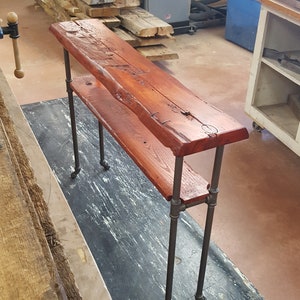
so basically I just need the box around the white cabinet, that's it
[245,0,300,156]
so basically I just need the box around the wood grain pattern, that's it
[135,44,179,61]
[50,19,249,156]
[71,76,209,203]
[73,0,120,17]
[0,122,59,300]
[119,7,174,37]
[114,0,140,7]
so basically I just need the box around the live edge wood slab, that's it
[49,19,248,158]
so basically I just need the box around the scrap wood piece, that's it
[100,16,121,28]
[112,27,178,60]
[73,12,91,19]
[59,0,81,14]
[35,0,71,21]
[119,7,174,37]
[136,44,179,61]
[72,0,120,17]
[114,0,140,8]
[112,27,139,46]
[80,0,114,5]
[133,34,175,47]
[113,26,175,47]
[35,0,90,21]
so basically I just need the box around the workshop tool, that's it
[0,12,24,78]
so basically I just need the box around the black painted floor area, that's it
[22,98,263,300]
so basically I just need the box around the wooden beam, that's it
[119,7,174,37]
[0,122,60,299]
[114,0,140,8]
[50,19,249,156]
[73,0,120,17]
[136,44,179,61]
[80,0,114,5]
[113,26,175,47]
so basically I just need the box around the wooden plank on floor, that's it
[119,7,174,37]
[136,44,179,61]
[0,122,59,299]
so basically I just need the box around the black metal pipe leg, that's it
[165,157,184,300]
[64,48,81,178]
[195,204,215,300]
[166,200,180,300]
[195,146,224,300]
[98,122,110,171]
[68,96,81,179]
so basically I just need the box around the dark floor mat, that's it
[22,97,263,300]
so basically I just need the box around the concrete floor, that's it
[1,1,300,300]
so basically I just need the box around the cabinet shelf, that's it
[258,103,299,138]
[261,57,300,85]
[245,1,300,156]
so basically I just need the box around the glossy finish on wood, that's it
[71,75,209,203]
[50,18,249,299]
[50,19,249,156]
[2,2,299,297]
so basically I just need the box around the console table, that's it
[50,19,248,299]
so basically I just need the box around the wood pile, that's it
[35,0,179,61]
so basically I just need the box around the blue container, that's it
[225,0,261,52]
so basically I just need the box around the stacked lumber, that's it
[35,0,178,61]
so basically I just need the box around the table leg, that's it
[166,156,184,300]
[195,146,224,300]
[98,121,110,170]
[64,49,81,178]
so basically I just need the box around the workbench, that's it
[50,19,248,299]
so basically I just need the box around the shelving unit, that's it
[245,0,300,155]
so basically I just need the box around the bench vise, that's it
[0,12,24,78]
